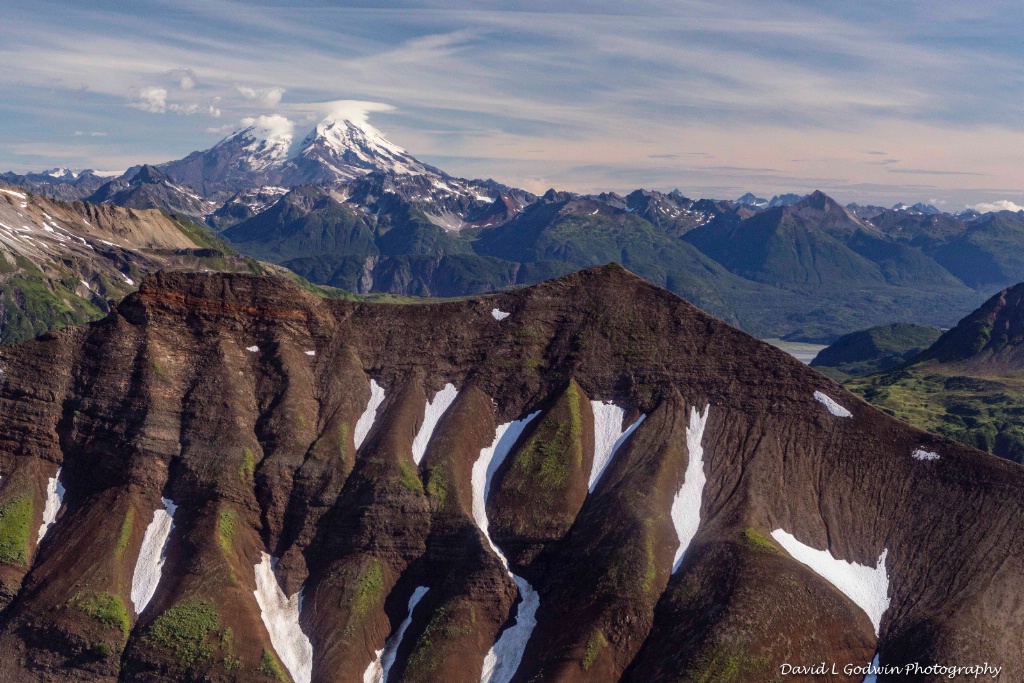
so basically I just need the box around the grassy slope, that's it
[846,364,1024,463]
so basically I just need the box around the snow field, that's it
[411,383,458,464]
[671,405,710,571]
[362,586,430,683]
[770,529,890,635]
[37,468,65,545]
[130,498,177,614]
[254,552,313,683]
[588,401,646,492]
[471,411,542,683]
[814,391,852,418]
[354,379,387,450]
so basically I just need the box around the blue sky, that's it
[1,0,1022,207]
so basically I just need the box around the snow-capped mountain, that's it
[290,117,437,183]
[159,115,443,198]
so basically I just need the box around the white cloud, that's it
[239,114,294,141]
[969,200,1024,213]
[131,86,167,113]
[236,85,285,107]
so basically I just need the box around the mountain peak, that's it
[916,282,1024,369]
[158,112,439,195]
[800,189,835,210]
[295,115,432,179]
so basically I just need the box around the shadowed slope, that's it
[0,265,1018,682]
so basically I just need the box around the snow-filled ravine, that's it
[588,401,646,492]
[472,411,541,683]
[363,586,430,683]
[37,467,65,545]
[412,383,458,464]
[672,406,710,571]
[814,391,852,418]
[254,552,313,683]
[355,379,387,450]
[131,498,177,614]
[770,530,890,635]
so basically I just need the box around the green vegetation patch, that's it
[682,646,775,683]
[743,528,779,554]
[258,648,287,680]
[641,531,657,593]
[425,467,451,511]
[115,508,135,560]
[239,448,256,483]
[0,495,33,564]
[145,599,221,668]
[70,591,131,639]
[405,602,474,675]
[398,458,424,494]
[581,629,608,671]
[169,215,236,255]
[352,559,384,620]
[217,509,238,554]
[0,271,103,345]
[508,382,584,500]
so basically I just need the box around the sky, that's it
[1,0,1022,208]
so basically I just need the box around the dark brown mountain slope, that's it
[0,265,1019,682]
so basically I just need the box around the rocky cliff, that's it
[0,265,1019,682]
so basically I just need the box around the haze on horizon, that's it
[2,0,1021,209]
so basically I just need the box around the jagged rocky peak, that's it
[540,187,575,203]
[735,192,768,208]
[0,264,1020,681]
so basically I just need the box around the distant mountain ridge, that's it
[5,121,1024,341]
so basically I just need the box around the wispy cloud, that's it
[0,0,1021,206]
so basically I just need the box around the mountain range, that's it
[5,116,1024,343]
[0,265,1019,682]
